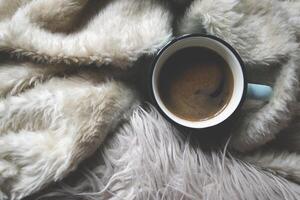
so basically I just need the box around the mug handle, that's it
[247,83,272,101]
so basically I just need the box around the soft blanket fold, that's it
[0,0,299,199]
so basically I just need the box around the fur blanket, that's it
[0,0,299,199]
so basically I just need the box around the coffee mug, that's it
[150,34,272,129]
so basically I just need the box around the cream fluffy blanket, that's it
[0,0,300,199]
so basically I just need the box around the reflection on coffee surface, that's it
[158,47,234,121]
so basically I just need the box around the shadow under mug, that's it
[150,34,272,129]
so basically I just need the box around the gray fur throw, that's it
[0,0,299,199]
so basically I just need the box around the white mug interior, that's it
[152,36,245,129]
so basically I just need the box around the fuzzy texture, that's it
[0,62,71,97]
[243,150,300,184]
[0,0,300,199]
[33,106,300,200]
[0,0,172,68]
[0,64,138,200]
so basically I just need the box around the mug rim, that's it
[149,34,248,129]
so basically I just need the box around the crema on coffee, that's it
[158,47,234,121]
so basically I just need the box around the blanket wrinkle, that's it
[0,70,138,200]
[0,0,172,68]
[0,0,299,199]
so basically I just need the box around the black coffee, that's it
[158,47,234,121]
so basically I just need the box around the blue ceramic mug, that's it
[150,34,272,129]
